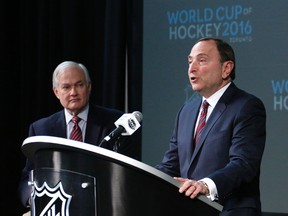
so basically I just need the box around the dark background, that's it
[1,1,142,215]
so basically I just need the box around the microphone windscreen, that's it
[132,111,143,123]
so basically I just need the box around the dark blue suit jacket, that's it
[19,104,135,207]
[156,82,266,215]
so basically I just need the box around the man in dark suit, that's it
[155,38,266,216]
[18,61,136,209]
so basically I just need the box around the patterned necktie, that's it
[194,100,209,146]
[70,116,83,142]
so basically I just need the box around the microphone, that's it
[99,111,143,146]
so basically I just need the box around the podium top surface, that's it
[22,135,223,212]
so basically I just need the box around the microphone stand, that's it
[98,136,120,153]
[112,137,121,152]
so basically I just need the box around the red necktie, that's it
[194,100,209,146]
[70,116,83,142]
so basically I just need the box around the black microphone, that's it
[99,111,143,146]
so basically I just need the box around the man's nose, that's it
[70,86,78,94]
[189,62,197,73]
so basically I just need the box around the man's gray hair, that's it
[52,61,91,88]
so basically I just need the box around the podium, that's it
[22,136,223,216]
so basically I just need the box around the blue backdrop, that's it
[142,0,288,214]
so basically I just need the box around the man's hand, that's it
[174,177,209,199]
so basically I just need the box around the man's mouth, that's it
[191,77,197,82]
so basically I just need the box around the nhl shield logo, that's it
[31,181,72,216]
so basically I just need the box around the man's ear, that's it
[222,61,234,79]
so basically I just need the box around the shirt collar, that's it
[65,104,89,125]
[203,82,231,109]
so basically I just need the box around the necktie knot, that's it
[72,116,81,124]
[202,100,209,111]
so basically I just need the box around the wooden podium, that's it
[22,136,223,216]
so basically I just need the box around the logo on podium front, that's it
[31,181,72,216]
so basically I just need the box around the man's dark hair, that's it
[196,37,236,80]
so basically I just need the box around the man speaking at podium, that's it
[155,38,266,216]
[18,61,137,210]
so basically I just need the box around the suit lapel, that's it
[190,102,229,166]
[186,99,202,159]
[55,111,67,138]
[85,106,101,145]
[194,103,226,155]
[189,83,237,164]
